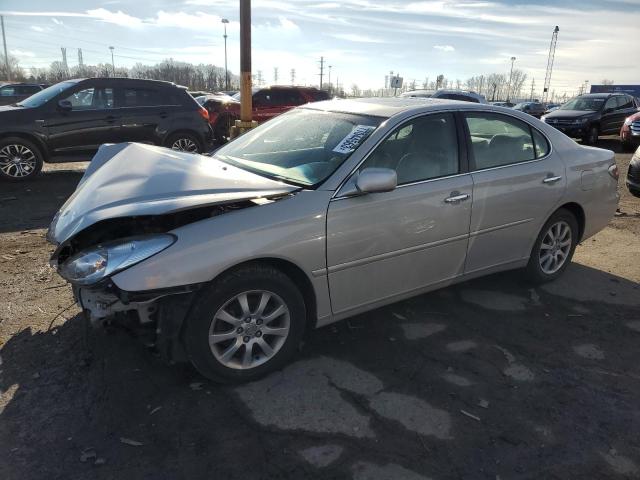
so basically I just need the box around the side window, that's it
[65,87,114,110]
[604,97,617,111]
[18,86,41,95]
[532,128,550,158]
[253,91,270,107]
[360,113,459,185]
[617,95,633,110]
[465,113,535,170]
[0,86,15,96]
[122,88,160,107]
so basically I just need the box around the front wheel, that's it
[183,265,306,383]
[165,132,203,153]
[525,209,579,284]
[583,125,599,145]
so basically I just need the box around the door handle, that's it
[444,193,470,204]
[543,175,562,184]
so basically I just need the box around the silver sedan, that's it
[48,98,619,382]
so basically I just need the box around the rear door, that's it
[44,82,118,157]
[463,111,565,274]
[613,95,638,131]
[116,86,167,144]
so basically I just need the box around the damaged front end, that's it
[51,202,260,361]
[47,143,298,361]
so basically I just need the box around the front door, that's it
[326,112,472,315]
[45,84,118,157]
[462,111,566,273]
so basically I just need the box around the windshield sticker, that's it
[332,125,376,154]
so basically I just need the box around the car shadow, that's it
[1,263,638,479]
[0,170,84,234]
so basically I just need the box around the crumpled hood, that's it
[48,143,297,244]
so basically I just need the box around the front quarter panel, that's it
[111,190,332,321]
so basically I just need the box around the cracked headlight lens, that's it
[58,234,175,286]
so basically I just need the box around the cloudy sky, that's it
[1,0,639,94]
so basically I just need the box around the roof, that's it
[70,77,182,88]
[302,97,469,118]
[579,93,619,98]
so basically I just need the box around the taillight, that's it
[199,107,209,121]
[608,164,619,180]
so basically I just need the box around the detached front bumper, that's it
[73,282,201,361]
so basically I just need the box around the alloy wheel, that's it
[171,137,199,153]
[539,220,572,275]
[0,144,37,178]
[208,290,291,370]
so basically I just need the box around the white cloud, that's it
[51,18,64,25]
[434,45,455,52]
[86,8,143,27]
[10,49,35,58]
[330,33,385,43]
[30,26,45,32]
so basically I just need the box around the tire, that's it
[582,125,599,145]
[621,140,637,153]
[629,187,640,199]
[0,137,44,182]
[183,264,306,383]
[165,132,203,153]
[525,208,579,284]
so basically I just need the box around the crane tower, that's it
[542,26,559,103]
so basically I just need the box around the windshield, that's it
[560,97,605,111]
[17,81,77,108]
[214,108,382,186]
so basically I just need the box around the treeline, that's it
[0,56,239,91]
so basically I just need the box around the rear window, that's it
[122,88,161,107]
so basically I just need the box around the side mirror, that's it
[57,99,72,112]
[341,168,397,197]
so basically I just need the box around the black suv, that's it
[0,83,44,106]
[0,78,213,181]
[542,93,639,145]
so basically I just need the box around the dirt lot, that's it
[1,138,639,480]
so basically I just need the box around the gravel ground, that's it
[1,138,639,480]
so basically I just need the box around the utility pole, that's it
[290,68,295,86]
[542,26,559,103]
[506,56,516,102]
[328,65,332,95]
[256,69,262,86]
[318,56,324,90]
[529,78,535,101]
[221,18,229,90]
[231,0,257,138]
[273,67,278,84]
[61,47,68,77]
[77,48,83,67]
[109,46,115,76]
[1,16,10,81]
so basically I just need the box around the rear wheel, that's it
[526,209,579,284]
[183,264,306,383]
[0,137,43,182]
[165,132,203,153]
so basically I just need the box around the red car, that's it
[198,86,330,142]
[621,110,640,152]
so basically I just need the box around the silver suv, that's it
[401,89,487,103]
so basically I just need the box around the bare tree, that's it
[601,79,614,86]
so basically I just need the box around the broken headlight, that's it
[58,234,175,286]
